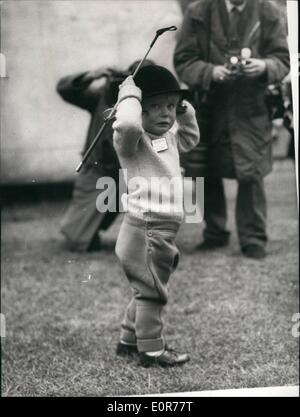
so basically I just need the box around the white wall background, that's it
[1,0,182,184]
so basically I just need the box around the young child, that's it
[113,65,200,367]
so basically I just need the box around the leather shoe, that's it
[87,234,102,252]
[139,348,190,368]
[242,244,266,259]
[195,239,228,251]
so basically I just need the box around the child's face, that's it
[142,93,180,136]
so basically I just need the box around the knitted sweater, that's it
[113,82,200,221]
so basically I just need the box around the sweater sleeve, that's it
[260,2,290,84]
[112,83,143,157]
[175,100,200,153]
[173,4,214,91]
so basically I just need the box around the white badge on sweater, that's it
[151,137,168,152]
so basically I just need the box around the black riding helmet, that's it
[134,65,185,99]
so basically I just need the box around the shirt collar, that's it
[225,0,247,13]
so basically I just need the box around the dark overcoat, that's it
[174,0,290,182]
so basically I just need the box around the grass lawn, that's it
[1,161,299,396]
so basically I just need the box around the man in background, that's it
[174,0,290,259]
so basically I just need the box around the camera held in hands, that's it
[225,47,252,76]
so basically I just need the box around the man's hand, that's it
[212,65,233,83]
[242,58,267,78]
[83,67,125,83]
[80,67,107,83]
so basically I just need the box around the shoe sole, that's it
[139,357,190,368]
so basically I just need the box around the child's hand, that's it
[120,75,135,89]
[176,100,187,115]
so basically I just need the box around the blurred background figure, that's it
[282,74,294,160]
[57,60,154,252]
[268,73,295,162]
[174,0,290,259]
[57,67,121,251]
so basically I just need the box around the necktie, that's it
[228,7,240,45]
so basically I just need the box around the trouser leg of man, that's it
[203,176,231,244]
[236,178,268,249]
[61,166,119,251]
